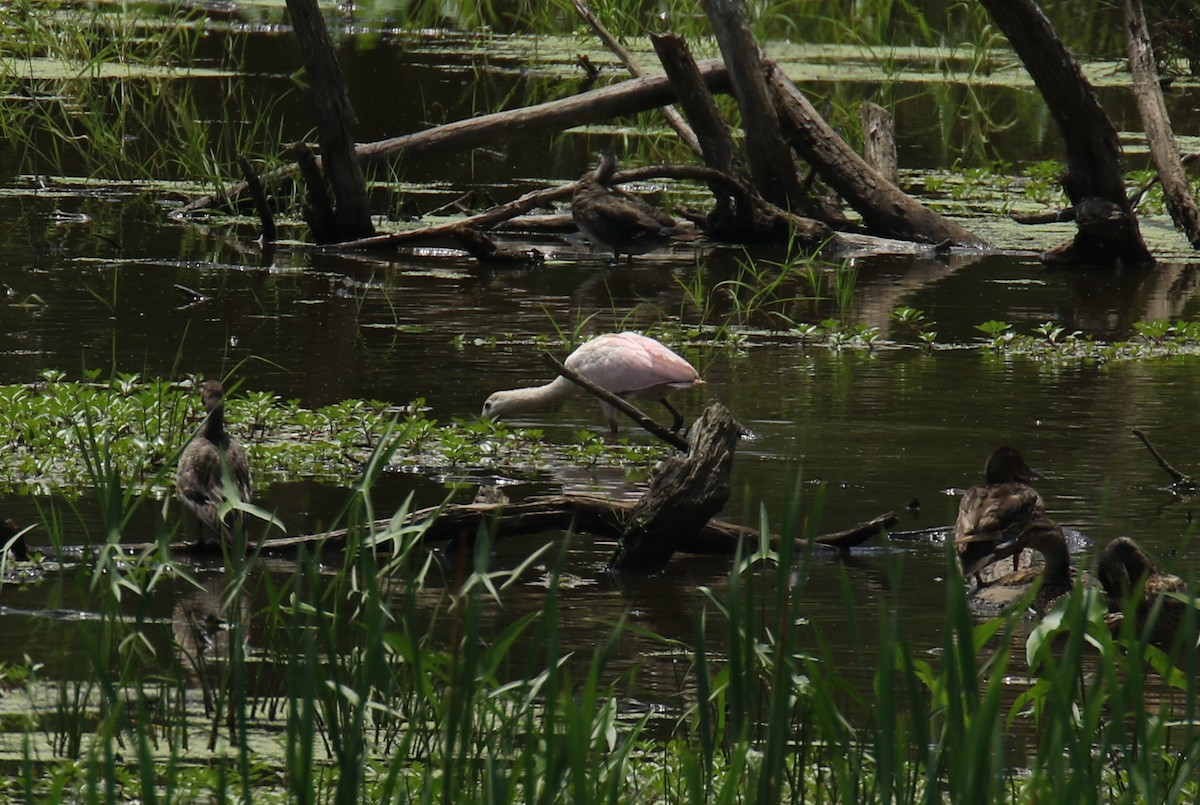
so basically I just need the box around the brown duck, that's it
[175,380,253,546]
[1098,536,1193,646]
[571,148,683,260]
[955,447,1044,585]
[959,517,1072,617]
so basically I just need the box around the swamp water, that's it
[0,0,1199,773]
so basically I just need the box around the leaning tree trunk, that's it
[980,0,1152,266]
[285,0,375,243]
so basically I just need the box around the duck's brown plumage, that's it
[955,447,1044,584]
[175,380,252,546]
[964,517,1072,617]
[1098,536,1192,646]
[571,148,682,260]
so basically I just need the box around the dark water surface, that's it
[2,4,1200,742]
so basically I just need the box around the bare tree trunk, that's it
[651,33,836,244]
[700,0,809,212]
[284,0,374,242]
[1123,0,1200,248]
[980,0,1152,266]
[859,103,899,186]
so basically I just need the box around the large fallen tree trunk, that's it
[980,0,1152,266]
[175,62,733,217]
[766,66,988,248]
[22,498,893,563]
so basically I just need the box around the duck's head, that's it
[983,446,1039,484]
[200,379,226,412]
[592,147,619,186]
[1097,536,1157,598]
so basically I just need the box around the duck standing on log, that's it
[482,332,702,434]
[571,148,685,261]
[176,380,253,546]
[955,447,1045,586]
[1098,536,1194,646]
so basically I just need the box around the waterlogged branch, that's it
[541,351,690,450]
[175,62,731,217]
[1132,428,1197,489]
[570,0,703,156]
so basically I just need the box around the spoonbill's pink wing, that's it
[565,332,699,395]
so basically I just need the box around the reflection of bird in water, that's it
[176,380,253,546]
[481,332,703,433]
[571,148,685,261]
[1098,536,1193,646]
[955,447,1044,586]
[171,575,250,701]
[960,517,1072,617]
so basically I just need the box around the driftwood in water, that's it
[979,0,1151,267]
[176,62,732,217]
[283,0,374,243]
[859,103,899,186]
[1123,0,1200,249]
[700,0,806,214]
[650,33,837,245]
[610,403,740,573]
[766,65,987,248]
[570,0,702,157]
[10,500,893,563]
[541,351,691,450]
[236,155,277,245]
[1132,428,1198,490]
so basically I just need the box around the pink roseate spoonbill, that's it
[954,447,1044,586]
[482,331,703,433]
[176,380,253,546]
[571,148,685,261]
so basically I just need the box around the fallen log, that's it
[571,0,702,156]
[175,62,733,217]
[15,496,890,563]
[766,65,988,247]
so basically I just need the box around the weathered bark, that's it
[17,498,890,561]
[236,155,277,245]
[767,66,988,247]
[284,0,374,242]
[1123,0,1200,249]
[450,227,545,267]
[859,103,899,186]
[542,351,693,450]
[701,0,809,214]
[293,142,335,245]
[611,403,740,573]
[650,34,836,245]
[571,0,703,156]
[979,0,1152,266]
[175,63,733,217]
[331,164,820,252]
